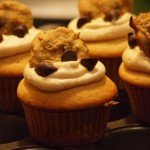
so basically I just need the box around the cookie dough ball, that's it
[30,27,89,67]
[0,0,33,35]
[122,0,134,13]
[130,13,150,57]
[78,0,134,19]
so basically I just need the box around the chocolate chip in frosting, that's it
[81,58,98,71]
[129,16,135,29]
[61,50,77,62]
[128,33,137,48]
[77,17,91,28]
[0,34,3,42]
[35,62,58,77]
[13,25,28,38]
[104,10,120,22]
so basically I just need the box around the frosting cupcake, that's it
[119,13,150,124]
[17,27,117,147]
[0,0,40,112]
[68,0,134,88]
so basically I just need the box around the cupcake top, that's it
[68,0,133,41]
[24,27,106,91]
[0,0,40,58]
[123,12,150,74]
[0,0,33,35]
[130,13,150,57]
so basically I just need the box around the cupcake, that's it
[119,13,150,124]
[68,0,134,88]
[0,0,40,112]
[17,27,117,147]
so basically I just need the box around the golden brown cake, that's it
[17,27,117,147]
[68,0,134,88]
[119,12,150,124]
[0,0,40,112]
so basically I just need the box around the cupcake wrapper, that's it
[98,58,123,89]
[0,77,22,112]
[124,82,150,124]
[23,104,111,148]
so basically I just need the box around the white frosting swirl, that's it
[24,60,106,91]
[68,13,133,41]
[0,27,40,58]
[123,46,150,74]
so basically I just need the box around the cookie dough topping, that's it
[29,27,89,67]
[129,13,150,57]
[24,27,106,91]
[0,0,33,37]
[78,0,134,20]
[104,10,120,22]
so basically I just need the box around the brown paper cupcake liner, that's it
[98,58,123,89]
[124,82,150,124]
[23,104,111,148]
[0,77,23,112]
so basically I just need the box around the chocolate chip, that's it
[129,16,134,28]
[81,58,98,71]
[129,17,138,33]
[104,10,120,22]
[35,62,58,77]
[13,25,28,38]
[0,34,3,42]
[61,50,77,62]
[77,17,91,28]
[128,33,137,48]
[0,19,6,28]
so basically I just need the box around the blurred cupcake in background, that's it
[17,27,117,147]
[119,12,150,124]
[68,0,134,89]
[0,0,40,112]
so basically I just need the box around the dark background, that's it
[135,0,150,14]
